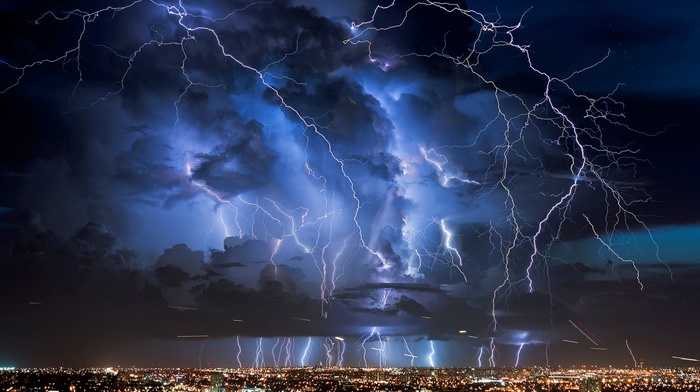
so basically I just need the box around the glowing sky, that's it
[1,0,700,368]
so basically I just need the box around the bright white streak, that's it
[672,356,700,362]
[568,320,598,346]
[625,339,638,368]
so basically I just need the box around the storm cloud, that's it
[1,0,699,368]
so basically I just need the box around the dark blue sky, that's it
[1,0,699,368]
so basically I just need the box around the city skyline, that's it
[2,365,699,392]
[1,0,699,368]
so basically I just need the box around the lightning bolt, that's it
[377,336,387,368]
[312,198,348,318]
[438,219,467,280]
[271,337,281,368]
[357,329,372,367]
[198,341,205,369]
[584,214,644,289]
[235,335,242,368]
[323,337,335,367]
[358,327,383,367]
[625,339,638,368]
[402,338,417,367]
[477,346,484,368]
[380,288,392,308]
[414,248,423,274]
[217,208,231,239]
[489,337,496,368]
[301,337,312,367]
[329,234,351,298]
[515,343,525,367]
[254,337,265,368]
[427,340,436,368]
[419,146,479,188]
[284,337,294,367]
[187,153,311,264]
[370,343,387,369]
[335,337,346,367]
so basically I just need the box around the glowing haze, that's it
[1,0,700,368]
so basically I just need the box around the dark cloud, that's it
[259,264,306,296]
[214,237,271,265]
[154,264,192,287]
[392,295,430,317]
[156,244,205,276]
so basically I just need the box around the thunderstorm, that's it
[1,0,699,368]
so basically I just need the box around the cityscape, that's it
[2,365,700,391]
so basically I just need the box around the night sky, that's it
[1,0,699,368]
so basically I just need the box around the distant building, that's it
[211,372,225,392]
[579,377,602,392]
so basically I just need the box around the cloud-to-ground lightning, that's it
[301,337,312,367]
[323,337,335,367]
[427,340,436,368]
[625,339,638,368]
[198,342,205,369]
[370,346,386,368]
[235,336,243,368]
[284,338,294,367]
[402,338,417,367]
[357,328,377,367]
[374,334,388,368]
[334,337,346,367]
[272,337,281,367]
[359,327,387,368]
[515,343,525,367]
[254,337,265,368]
[337,340,346,367]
